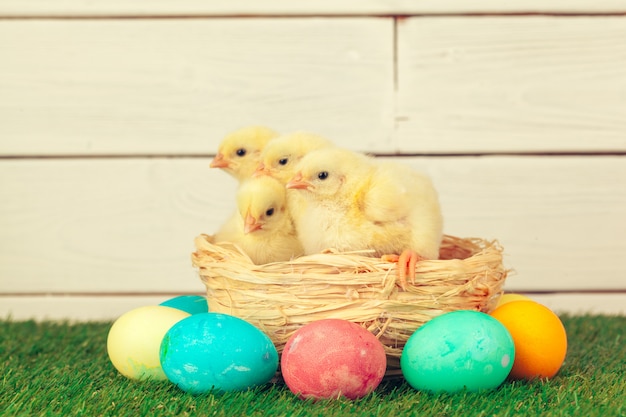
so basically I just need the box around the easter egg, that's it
[107,305,190,380]
[400,310,515,393]
[491,300,567,379]
[159,313,278,394]
[496,293,531,308]
[159,295,208,315]
[280,319,387,400]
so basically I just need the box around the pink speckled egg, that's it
[280,319,387,400]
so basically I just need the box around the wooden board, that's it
[421,156,626,292]
[1,156,624,295]
[1,10,624,320]
[0,18,394,156]
[397,16,626,153]
[1,295,196,322]
[1,0,625,17]
[4,17,626,156]
[2,292,624,321]
[0,158,222,294]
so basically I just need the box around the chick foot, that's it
[382,249,422,290]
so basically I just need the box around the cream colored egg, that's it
[107,305,190,380]
[496,293,531,308]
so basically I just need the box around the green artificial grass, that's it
[1,315,624,417]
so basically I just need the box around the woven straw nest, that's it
[192,234,508,373]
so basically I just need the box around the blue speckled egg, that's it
[159,295,208,315]
[401,310,515,393]
[159,313,278,394]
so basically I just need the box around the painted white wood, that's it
[1,156,624,294]
[1,293,623,321]
[527,293,626,316]
[0,295,202,322]
[1,0,625,17]
[0,18,394,156]
[397,17,626,153]
[4,17,625,156]
[0,158,225,294]
[1,11,623,323]
[405,156,626,292]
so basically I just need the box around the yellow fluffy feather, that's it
[286,147,443,288]
[210,126,279,182]
[214,176,303,264]
[254,131,334,184]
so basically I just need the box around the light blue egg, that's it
[401,310,515,393]
[159,295,208,315]
[159,313,278,394]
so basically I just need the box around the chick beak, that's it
[286,172,311,190]
[244,212,262,234]
[210,153,230,169]
[252,163,271,178]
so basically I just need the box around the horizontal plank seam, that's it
[373,152,626,158]
[2,290,625,297]
[1,12,626,20]
[0,152,624,160]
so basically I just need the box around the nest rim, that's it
[192,234,509,372]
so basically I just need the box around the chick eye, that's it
[278,158,289,166]
[317,171,329,180]
[236,148,246,157]
[265,208,274,217]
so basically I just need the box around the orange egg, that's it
[495,293,531,308]
[490,300,567,380]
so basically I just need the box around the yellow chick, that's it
[210,126,279,182]
[214,176,304,264]
[253,131,335,232]
[286,147,443,290]
[253,131,334,184]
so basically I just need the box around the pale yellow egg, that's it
[107,305,190,380]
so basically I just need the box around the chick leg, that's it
[382,250,422,290]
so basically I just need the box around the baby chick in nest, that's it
[286,147,443,289]
[254,131,335,229]
[215,175,304,264]
[210,126,279,182]
[254,131,334,184]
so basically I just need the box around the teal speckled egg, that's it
[401,310,515,393]
[159,313,278,394]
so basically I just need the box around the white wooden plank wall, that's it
[1,2,625,320]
